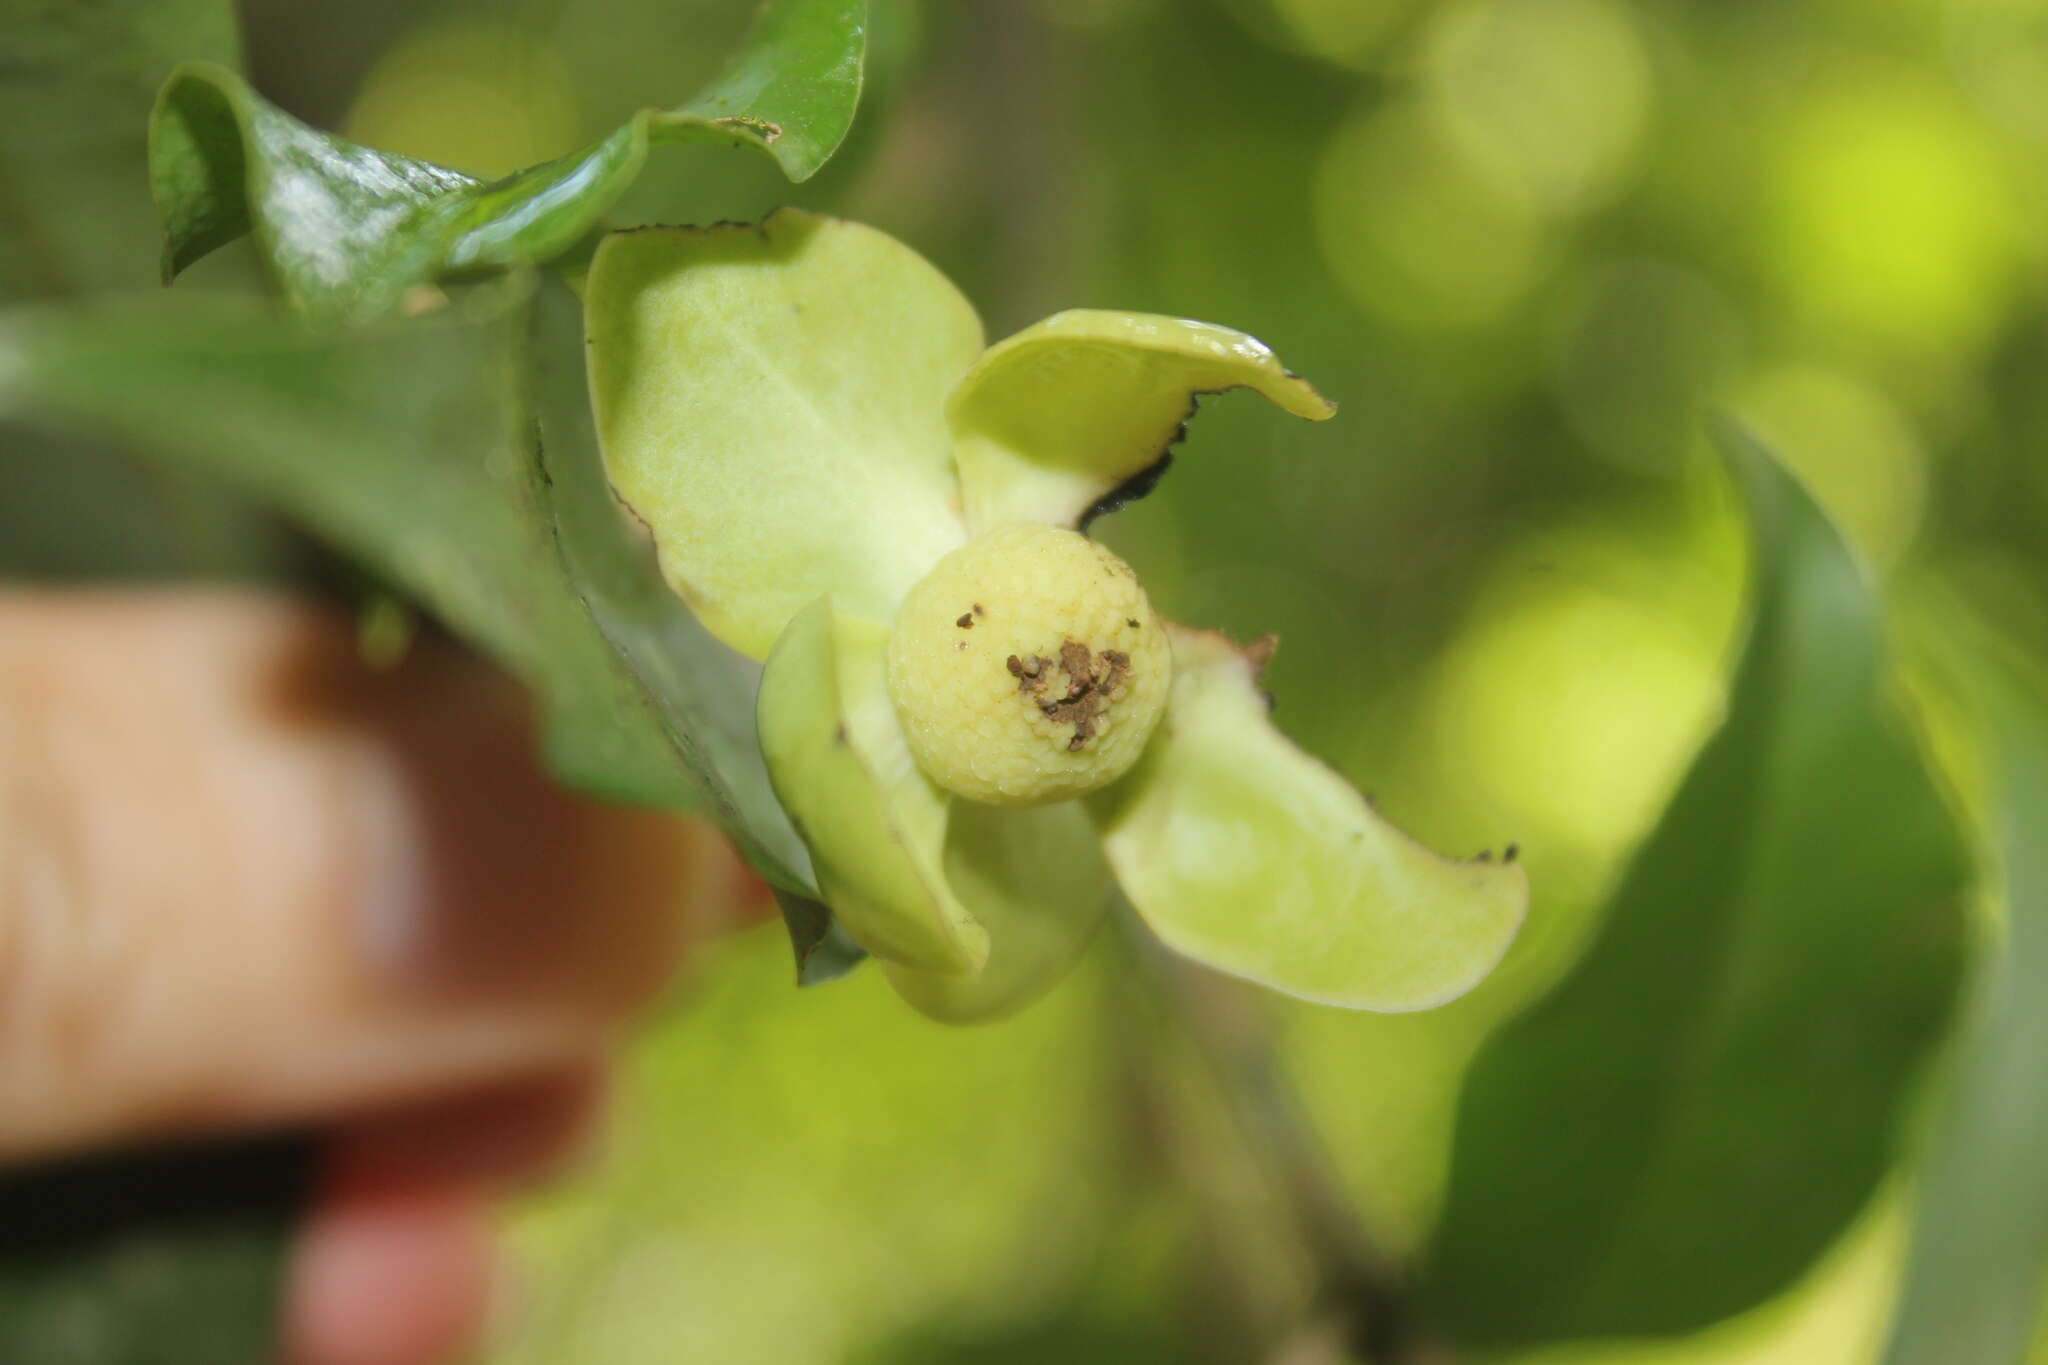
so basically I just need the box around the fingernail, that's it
[353,746,430,982]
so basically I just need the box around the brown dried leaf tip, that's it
[1008,641,1134,750]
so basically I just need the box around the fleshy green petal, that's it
[1091,627,1526,1011]
[883,800,1114,1023]
[946,310,1336,533]
[586,209,982,660]
[757,598,989,974]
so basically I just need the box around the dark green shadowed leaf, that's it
[150,0,866,324]
[774,888,871,986]
[1882,628,2048,1365]
[528,274,819,898]
[0,284,691,810]
[1425,426,1972,1344]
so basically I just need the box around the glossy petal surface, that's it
[1092,627,1525,1010]
[757,599,988,975]
[947,310,1335,533]
[587,210,980,659]
[884,800,1115,1023]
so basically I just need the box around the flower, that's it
[585,208,1526,1021]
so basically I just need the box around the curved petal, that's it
[586,209,981,659]
[1091,627,1526,1011]
[883,800,1114,1023]
[757,598,988,974]
[946,310,1336,533]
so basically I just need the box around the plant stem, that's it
[1123,913,1435,1364]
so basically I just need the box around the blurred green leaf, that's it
[150,0,867,324]
[0,0,288,584]
[1882,635,2048,1365]
[0,0,240,302]
[500,925,1132,1365]
[0,284,698,810]
[1425,427,1972,1344]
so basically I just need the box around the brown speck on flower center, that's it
[1007,642,1134,751]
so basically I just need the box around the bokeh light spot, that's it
[1422,0,1654,215]
[1268,0,1411,68]
[1766,62,2017,354]
[1948,0,2048,141]
[344,20,582,178]
[1418,514,1735,857]
[1315,99,1545,331]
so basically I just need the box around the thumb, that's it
[0,589,749,1163]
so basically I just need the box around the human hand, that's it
[0,590,760,1364]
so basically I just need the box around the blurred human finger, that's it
[0,589,745,1162]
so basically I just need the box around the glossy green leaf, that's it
[0,283,692,811]
[757,597,989,975]
[1426,427,1972,1344]
[883,800,1115,1023]
[150,0,867,324]
[150,64,476,320]
[586,210,979,659]
[1090,626,1525,1010]
[1882,633,2048,1365]
[947,310,1335,533]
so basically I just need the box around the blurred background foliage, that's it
[9,0,2048,1360]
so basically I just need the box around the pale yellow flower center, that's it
[886,523,1172,806]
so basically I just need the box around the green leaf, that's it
[0,0,294,584]
[883,800,1115,1023]
[1,0,241,302]
[150,64,476,319]
[585,210,980,659]
[500,924,1122,1363]
[771,887,870,986]
[150,0,867,324]
[1090,626,1526,1010]
[0,284,691,811]
[1426,426,1973,1344]
[529,274,815,893]
[1881,631,2048,1365]
[946,310,1335,533]
[756,597,988,975]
